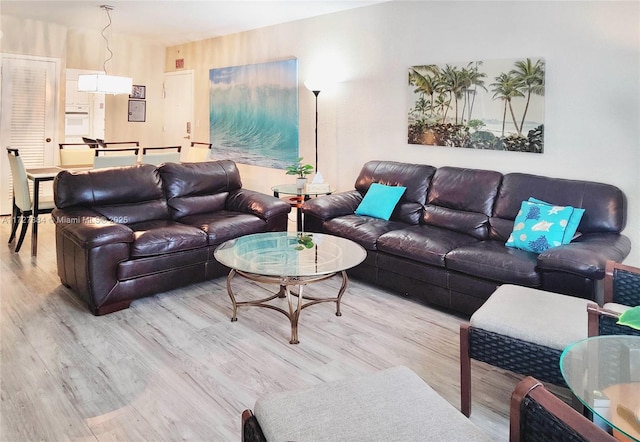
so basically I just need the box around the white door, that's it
[0,54,59,215]
[163,70,194,156]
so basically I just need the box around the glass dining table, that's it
[561,335,640,441]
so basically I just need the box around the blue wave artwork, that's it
[209,59,299,169]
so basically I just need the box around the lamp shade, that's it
[304,79,322,92]
[78,74,133,95]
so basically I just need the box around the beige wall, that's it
[165,1,640,265]
[1,15,165,148]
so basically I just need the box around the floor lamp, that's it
[305,81,324,184]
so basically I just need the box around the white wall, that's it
[168,1,640,265]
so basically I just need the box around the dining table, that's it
[25,164,92,256]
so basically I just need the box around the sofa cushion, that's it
[378,225,479,267]
[179,211,266,246]
[323,215,407,250]
[354,160,435,224]
[54,164,170,224]
[423,206,490,240]
[355,183,406,220]
[446,241,541,286]
[492,173,626,236]
[159,160,242,219]
[128,220,208,257]
[506,200,576,253]
[422,167,502,240]
[426,166,503,216]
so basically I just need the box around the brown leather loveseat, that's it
[52,160,291,315]
[302,160,631,315]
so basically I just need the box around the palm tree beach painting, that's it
[209,59,299,168]
[408,58,545,153]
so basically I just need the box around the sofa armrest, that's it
[226,189,291,221]
[52,207,135,249]
[302,190,363,220]
[537,233,631,279]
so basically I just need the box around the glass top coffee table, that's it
[214,232,366,344]
[560,335,640,441]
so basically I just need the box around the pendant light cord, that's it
[101,5,114,74]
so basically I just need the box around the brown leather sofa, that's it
[302,160,631,316]
[52,160,291,315]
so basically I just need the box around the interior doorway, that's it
[163,70,194,155]
[0,54,59,215]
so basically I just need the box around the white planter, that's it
[296,177,307,190]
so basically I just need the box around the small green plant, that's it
[295,233,314,251]
[285,157,314,178]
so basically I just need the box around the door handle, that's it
[183,135,191,140]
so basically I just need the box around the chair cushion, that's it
[253,366,490,442]
[470,284,592,350]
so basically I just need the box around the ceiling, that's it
[1,0,388,47]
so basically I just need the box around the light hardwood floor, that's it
[1,216,570,441]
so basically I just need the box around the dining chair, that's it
[59,143,95,167]
[185,141,212,162]
[101,141,139,148]
[587,260,640,337]
[6,148,56,253]
[510,376,616,442]
[141,146,181,165]
[81,137,99,148]
[93,147,140,168]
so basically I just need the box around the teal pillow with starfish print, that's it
[506,200,575,254]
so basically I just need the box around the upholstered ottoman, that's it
[242,366,490,441]
[460,284,597,416]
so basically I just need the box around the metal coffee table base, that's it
[226,269,349,344]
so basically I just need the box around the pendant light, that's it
[78,5,133,95]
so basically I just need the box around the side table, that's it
[271,183,333,231]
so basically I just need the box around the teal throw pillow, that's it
[506,200,575,253]
[355,183,406,221]
[528,197,585,244]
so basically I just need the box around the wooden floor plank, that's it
[1,217,571,441]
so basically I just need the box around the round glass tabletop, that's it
[214,232,366,278]
[560,335,640,440]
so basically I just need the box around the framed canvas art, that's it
[408,58,545,153]
[209,59,299,168]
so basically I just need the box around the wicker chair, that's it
[460,285,596,417]
[510,376,616,442]
[587,260,640,337]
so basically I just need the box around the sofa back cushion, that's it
[422,167,503,239]
[490,173,626,241]
[354,160,435,224]
[54,164,169,224]
[159,160,242,219]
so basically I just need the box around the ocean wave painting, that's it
[209,59,299,169]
